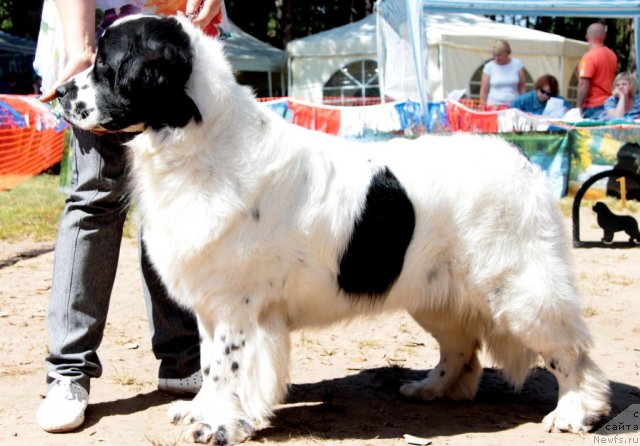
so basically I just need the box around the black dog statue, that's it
[592,201,640,244]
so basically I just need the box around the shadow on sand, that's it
[260,366,640,442]
[74,366,639,442]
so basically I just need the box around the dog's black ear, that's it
[114,17,202,129]
[147,89,202,130]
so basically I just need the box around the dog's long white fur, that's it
[99,16,611,444]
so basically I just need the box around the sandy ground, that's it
[0,210,638,446]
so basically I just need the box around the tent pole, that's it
[635,17,640,86]
[406,0,428,130]
[375,8,385,104]
[287,57,292,98]
[559,56,565,97]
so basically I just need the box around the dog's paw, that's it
[168,400,198,425]
[399,380,442,400]
[542,395,591,433]
[543,410,590,433]
[184,419,254,445]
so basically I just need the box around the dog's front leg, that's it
[169,302,291,445]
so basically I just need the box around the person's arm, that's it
[606,98,626,118]
[40,0,96,102]
[576,77,591,115]
[182,0,223,30]
[517,69,526,94]
[479,72,490,106]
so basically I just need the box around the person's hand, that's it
[612,86,623,99]
[40,50,95,103]
[179,0,223,30]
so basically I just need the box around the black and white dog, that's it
[55,14,610,444]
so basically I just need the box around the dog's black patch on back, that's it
[338,167,415,297]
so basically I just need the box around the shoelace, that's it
[48,371,80,401]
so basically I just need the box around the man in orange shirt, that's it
[577,22,618,119]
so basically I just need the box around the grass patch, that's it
[583,304,598,317]
[298,332,320,348]
[0,174,65,242]
[110,369,146,387]
[357,339,383,350]
[0,173,136,243]
[145,436,180,446]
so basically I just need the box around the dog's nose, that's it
[55,85,68,98]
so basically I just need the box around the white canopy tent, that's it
[287,13,588,103]
[377,11,588,102]
[377,0,640,116]
[223,21,287,96]
[286,15,378,102]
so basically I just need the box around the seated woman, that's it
[509,74,571,115]
[602,72,640,120]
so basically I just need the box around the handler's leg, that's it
[141,239,201,391]
[38,130,130,432]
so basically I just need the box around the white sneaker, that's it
[36,372,89,433]
[158,370,202,396]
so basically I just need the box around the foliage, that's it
[0,0,11,32]
[226,0,374,48]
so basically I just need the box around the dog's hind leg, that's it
[539,349,610,433]
[626,221,640,243]
[400,310,482,401]
[169,301,290,445]
[492,256,611,433]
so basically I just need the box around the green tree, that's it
[226,0,373,49]
[11,0,43,40]
[1,0,43,40]
[0,0,12,32]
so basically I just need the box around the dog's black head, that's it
[592,201,610,214]
[56,15,201,132]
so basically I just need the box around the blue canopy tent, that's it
[377,0,640,122]
[0,30,36,92]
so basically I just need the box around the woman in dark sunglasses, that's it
[509,74,572,116]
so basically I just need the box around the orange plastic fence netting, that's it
[446,99,507,133]
[0,94,67,191]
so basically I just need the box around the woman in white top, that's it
[480,39,526,107]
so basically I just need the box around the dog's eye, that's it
[95,53,110,70]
